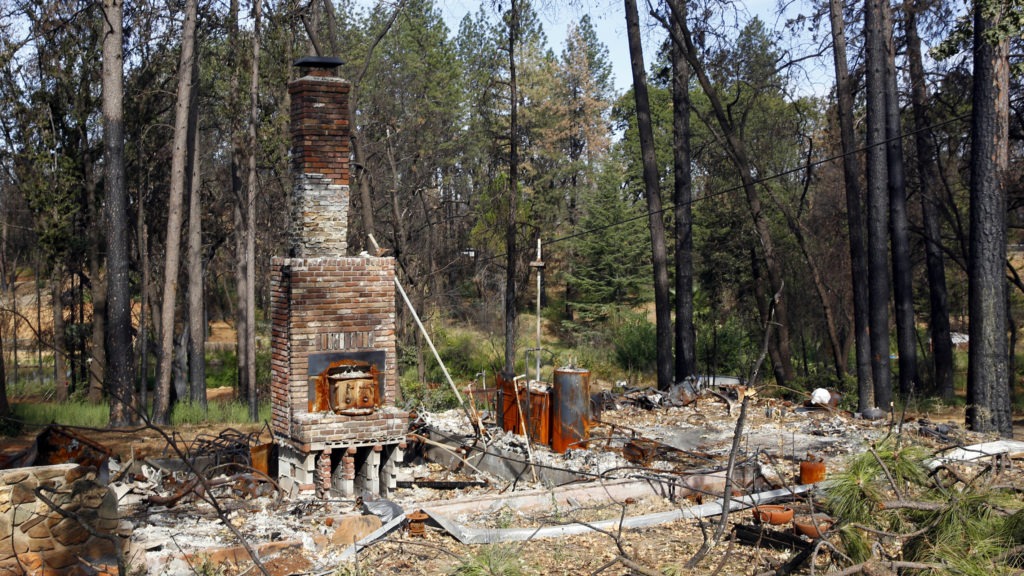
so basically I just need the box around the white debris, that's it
[810,388,831,405]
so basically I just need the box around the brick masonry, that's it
[288,68,351,257]
[271,64,408,483]
[270,256,406,450]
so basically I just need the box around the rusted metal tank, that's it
[497,372,520,433]
[527,384,551,446]
[551,367,591,453]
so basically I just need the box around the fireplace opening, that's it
[308,352,386,414]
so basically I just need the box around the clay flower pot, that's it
[753,504,794,525]
[793,513,833,538]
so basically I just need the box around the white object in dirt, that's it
[810,388,831,405]
[927,440,1024,469]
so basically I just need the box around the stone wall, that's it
[0,464,127,575]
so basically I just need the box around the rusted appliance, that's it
[312,359,381,415]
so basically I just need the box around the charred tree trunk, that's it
[658,6,794,386]
[882,0,916,400]
[102,0,135,425]
[670,0,696,381]
[864,0,892,412]
[906,3,954,401]
[52,270,67,403]
[966,0,1011,436]
[626,0,673,390]
[504,0,521,379]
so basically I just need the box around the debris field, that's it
[2,383,1022,576]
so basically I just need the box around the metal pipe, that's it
[534,238,542,383]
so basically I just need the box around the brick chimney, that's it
[271,57,406,499]
[288,56,350,257]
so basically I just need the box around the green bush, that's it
[696,314,754,376]
[399,368,460,411]
[611,314,656,373]
[206,349,238,389]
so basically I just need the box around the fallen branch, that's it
[877,500,945,511]
[615,555,662,576]
[826,559,945,575]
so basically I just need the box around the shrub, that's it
[611,314,656,374]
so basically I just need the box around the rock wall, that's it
[0,464,127,575]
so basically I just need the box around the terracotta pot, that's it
[793,513,833,538]
[753,504,794,525]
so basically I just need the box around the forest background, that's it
[0,0,1020,435]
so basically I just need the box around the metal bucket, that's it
[551,367,591,453]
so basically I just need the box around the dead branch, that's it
[877,500,945,511]
[868,443,902,500]
[929,462,971,489]
[614,555,662,576]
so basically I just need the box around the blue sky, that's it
[430,0,814,96]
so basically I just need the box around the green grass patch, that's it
[7,399,271,432]
[170,400,271,425]
[11,401,110,428]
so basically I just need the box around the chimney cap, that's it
[294,56,344,69]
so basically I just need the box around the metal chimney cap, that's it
[293,56,344,69]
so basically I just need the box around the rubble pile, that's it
[0,381,1019,575]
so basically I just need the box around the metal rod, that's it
[534,238,542,383]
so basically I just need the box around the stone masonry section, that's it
[288,69,351,257]
[0,464,128,575]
